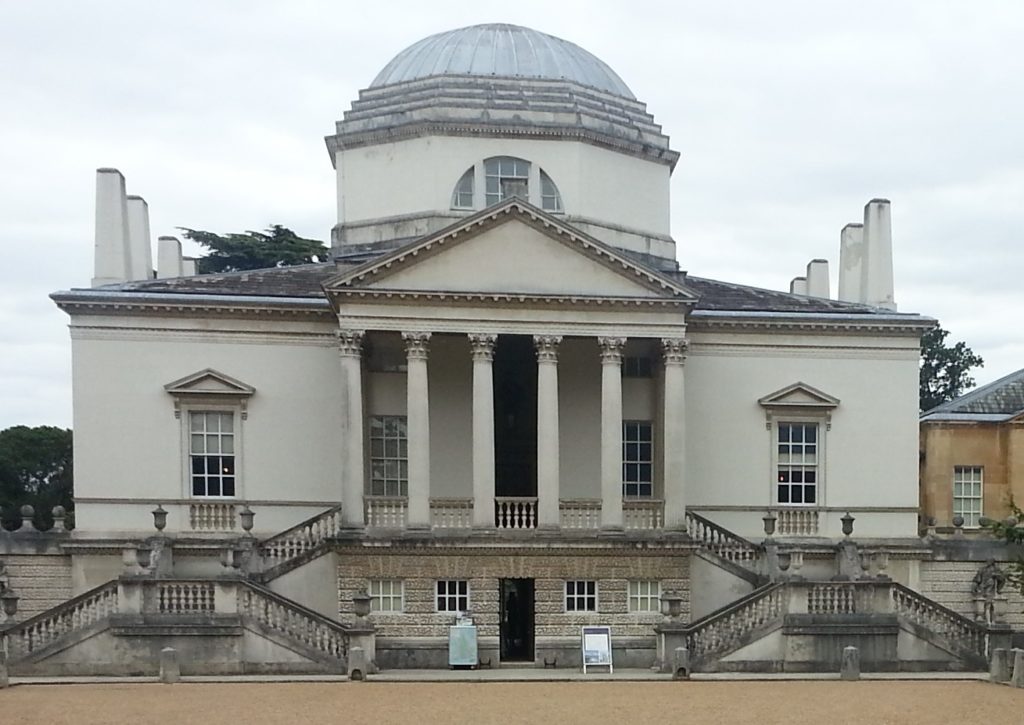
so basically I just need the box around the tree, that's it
[0,426,73,530]
[181,225,328,274]
[919,325,984,412]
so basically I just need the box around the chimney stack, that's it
[91,169,132,287]
[861,199,896,310]
[805,259,830,298]
[837,223,865,302]
[157,236,184,278]
[182,258,197,277]
[126,196,154,281]
[789,277,808,295]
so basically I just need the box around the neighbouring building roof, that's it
[921,367,1024,422]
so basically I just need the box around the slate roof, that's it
[921,368,1024,421]
[96,262,899,316]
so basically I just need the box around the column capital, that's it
[598,337,626,365]
[337,329,365,358]
[661,338,689,365]
[468,333,498,362]
[533,335,562,363]
[402,331,431,361]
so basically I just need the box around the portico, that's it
[324,200,697,534]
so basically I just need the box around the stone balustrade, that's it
[429,499,473,529]
[623,499,665,530]
[494,497,537,529]
[560,499,602,529]
[777,508,820,536]
[364,496,408,529]
[259,505,343,571]
[189,503,237,532]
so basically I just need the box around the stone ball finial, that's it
[19,504,34,518]
[952,515,965,528]
[52,505,66,517]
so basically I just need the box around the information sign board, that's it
[581,625,613,673]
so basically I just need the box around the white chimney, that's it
[126,195,153,281]
[862,199,896,310]
[789,277,808,295]
[91,168,132,287]
[805,259,830,299]
[837,223,865,302]
[182,258,197,277]
[157,236,184,278]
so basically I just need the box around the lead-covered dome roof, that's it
[371,23,635,99]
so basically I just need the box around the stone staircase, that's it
[674,579,993,672]
[684,511,768,586]
[1,576,355,675]
[256,504,344,582]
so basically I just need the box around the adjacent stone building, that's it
[920,368,1024,529]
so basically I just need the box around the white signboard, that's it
[581,626,613,673]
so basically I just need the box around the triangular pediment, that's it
[758,382,840,409]
[324,200,697,304]
[164,369,256,397]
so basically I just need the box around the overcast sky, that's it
[1,1,1022,430]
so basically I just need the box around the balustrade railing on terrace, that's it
[684,511,763,570]
[1,580,119,661]
[363,496,407,529]
[157,581,215,614]
[430,498,473,529]
[777,508,820,536]
[495,497,537,529]
[190,502,237,532]
[259,505,344,570]
[560,499,602,529]
[238,581,349,663]
[623,499,664,530]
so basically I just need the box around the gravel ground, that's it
[1,681,1020,725]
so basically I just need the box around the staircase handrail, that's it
[685,511,764,564]
[258,504,344,568]
[889,581,988,659]
[237,580,351,660]
[683,581,786,662]
[1,579,119,661]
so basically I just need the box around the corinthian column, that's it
[599,337,626,529]
[470,334,497,527]
[534,335,562,528]
[662,338,688,528]
[404,332,431,528]
[338,330,365,527]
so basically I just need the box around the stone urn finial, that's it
[151,504,168,533]
[239,505,255,535]
[660,592,683,620]
[841,512,855,537]
[19,505,35,532]
[353,590,372,619]
[762,510,777,538]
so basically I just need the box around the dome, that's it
[371,23,635,99]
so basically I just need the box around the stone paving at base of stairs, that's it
[7,669,988,686]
